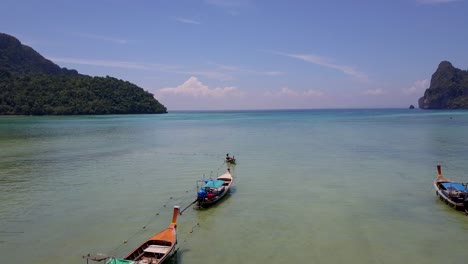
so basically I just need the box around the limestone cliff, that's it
[418,61,468,109]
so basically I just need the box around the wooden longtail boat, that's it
[85,206,180,264]
[196,169,233,208]
[434,165,468,213]
[123,206,179,263]
[225,153,236,165]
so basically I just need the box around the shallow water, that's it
[1,109,468,264]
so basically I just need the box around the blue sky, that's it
[2,0,468,110]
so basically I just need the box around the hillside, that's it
[418,61,468,109]
[0,33,167,115]
[0,33,78,75]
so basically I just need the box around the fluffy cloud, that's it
[157,77,238,97]
[278,87,299,96]
[304,89,324,97]
[403,79,429,95]
[364,88,385,95]
[265,87,323,97]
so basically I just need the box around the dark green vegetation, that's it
[419,61,468,109]
[0,33,167,115]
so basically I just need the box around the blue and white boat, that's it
[196,169,233,208]
[434,165,468,213]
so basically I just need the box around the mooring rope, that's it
[175,189,193,208]
[108,195,175,255]
[107,186,198,255]
[174,223,201,254]
[92,156,233,259]
[180,199,198,215]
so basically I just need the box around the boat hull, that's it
[197,171,233,208]
[123,207,179,264]
[197,188,230,208]
[434,180,468,213]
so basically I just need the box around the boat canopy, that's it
[441,182,467,192]
[203,180,225,189]
[106,258,135,264]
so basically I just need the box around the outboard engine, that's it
[197,189,207,199]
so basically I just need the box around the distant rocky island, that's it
[0,33,167,115]
[419,61,468,109]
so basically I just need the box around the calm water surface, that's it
[1,109,468,263]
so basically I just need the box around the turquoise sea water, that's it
[1,109,468,264]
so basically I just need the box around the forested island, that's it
[419,61,468,109]
[0,33,167,115]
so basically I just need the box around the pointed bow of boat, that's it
[170,206,180,229]
[435,165,449,183]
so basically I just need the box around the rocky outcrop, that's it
[418,61,468,109]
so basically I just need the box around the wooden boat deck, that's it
[144,245,171,254]
[434,165,468,213]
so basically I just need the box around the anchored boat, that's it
[434,165,468,213]
[225,153,236,165]
[196,169,233,208]
[85,206,179,264]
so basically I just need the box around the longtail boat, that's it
[85,206,179,264]
[434,165,468,213]
[225,154,236,165]
[196,169,233,208]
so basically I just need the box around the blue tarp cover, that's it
[106,258,135,264]
[441,182,467,191]
[203,180,225,189]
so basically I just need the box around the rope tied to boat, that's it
[175,189,195,209]
[174,223,201,254]
[86,156,232,259]
[107,195,175,255]
[179,199,198,215]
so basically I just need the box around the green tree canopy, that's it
[0,32,167,115]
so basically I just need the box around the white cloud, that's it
[304,89,324,97]
[279,87,299,96]
[49,57,235,81]
[157,77,238,98]
[272,51,368,81]
[416,0,460,4]
[263,71,284,76]
[50,56,279,82]
[49,57,177,71]
[364,88,386,95]
[173,17,201,25]
[174,70,233,81]
[214,63,283,76]
[73,33,127,44]
[265,87,323,97]
[403,79,429,95]
[50,57,150,70]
